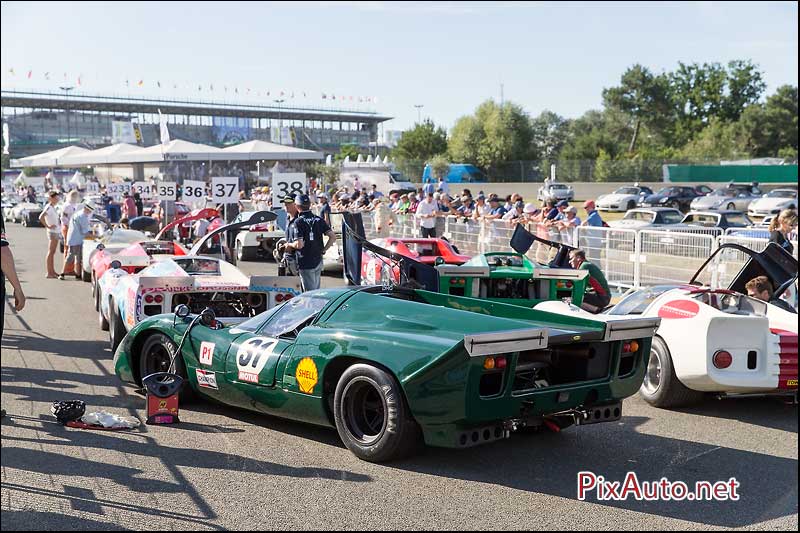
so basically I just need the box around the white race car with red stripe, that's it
[536,242,797,407]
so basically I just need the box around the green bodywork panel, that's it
[437,252,588,307]
[114,286,653,449]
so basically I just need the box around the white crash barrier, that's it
[353,210,795,297]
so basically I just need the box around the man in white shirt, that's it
[416,191,439,238]
[38,190,61,278]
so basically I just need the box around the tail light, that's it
[622,340,640,354]
[713,350,733,369]
[483,356,507,371]
[145,294,154,304]
[276,293,293,303]
[154,294,163,304]
[275,294,284,303]
[284,294,293,300]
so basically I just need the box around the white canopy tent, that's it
[110,139,228,164]
[58,143,145,167]
[13,146,91,168]
[221,140,324,161]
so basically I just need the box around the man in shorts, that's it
[59,202,94,280]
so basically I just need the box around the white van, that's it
[339,169,415,197]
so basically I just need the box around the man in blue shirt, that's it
[581,200,605,227]
[283,195,337,292]
[544,200,559,220]
[59,203,94,280]
[485,195,507,220]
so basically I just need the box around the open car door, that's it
[510,224,576,268]
[341,212,439,291]
[690,242,798,298]
[189,211,278,265]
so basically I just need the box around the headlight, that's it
[659,197,669,203]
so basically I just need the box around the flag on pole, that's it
[126,79,130,87]
[77,75,81,86]
[2,123,10,155]
[157,81,161,88]
[158,109,170,145]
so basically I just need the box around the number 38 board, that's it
[272,173,307,206]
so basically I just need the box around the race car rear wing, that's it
[138,275,195,291]
[341,212,440,291]
[602,317,661,342]
[155,208,219,240]
[510,224,576,268]
[532,268,589,281]
[464,328,549,356]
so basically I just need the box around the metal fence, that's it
[356,213,797,291]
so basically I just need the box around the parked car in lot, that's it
[674,211,754,232]
[690,183,763,212]
[537,181,574,203]
[608,208,685,230]
[596,185,654,212]
[748,188,798,218]
[639,186,705,212]
[232,208,288,262]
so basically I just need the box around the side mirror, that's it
[110,260,122,269]
[96,243,105,251]
[200,307,217,328]
[434,257,445,266]
[175,304,190,319]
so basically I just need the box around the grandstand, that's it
[1,89,392,158]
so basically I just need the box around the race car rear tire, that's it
[333,363,421,462]
[82,269,92,282]
[98,295,109,331]
[626,200,636,211]
[138,333,195,402]
[237,245,258,262]
[639,336,705,408]
[109,305,127,352]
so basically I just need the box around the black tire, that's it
[99,295,110,331]
[669,200,681,210]
[626,200,636,211]
[237,245,257,262]
[639,336,705,408]
[333,363,421,462]
[109,304,127,352]
[82,269,92,282]
[726,202,736,211]
[138,332,195,402]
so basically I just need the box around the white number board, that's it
[211,176,239,204]
[182,180,207,203]
[158,182,177,201]
[132,181,155,200]
[107,182,132,200]
[272,173,307,206]
[85,181,100,195]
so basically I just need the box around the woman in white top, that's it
[38,190,62,278]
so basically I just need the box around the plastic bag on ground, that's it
[81,411,141,429]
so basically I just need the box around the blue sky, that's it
[1,1,797,132]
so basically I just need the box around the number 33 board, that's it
[272,173,307,206]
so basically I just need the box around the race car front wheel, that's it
[98,295,109,331]
[334,364,421,462]
[639,336,704,408]
[109,306,127,352]
[138,333,195,402]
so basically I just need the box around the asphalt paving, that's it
[1,223,797,531]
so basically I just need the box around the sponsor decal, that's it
[250,285,303,296]
[296,357,318,394]
[235,337,278,385]
[196,369,218,389]
[787,379,798,387]
[140,285,248,294]
[199,342,215,366]
[657,300,700,320]
[159,399,167,410]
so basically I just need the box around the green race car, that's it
[114,285,659,462]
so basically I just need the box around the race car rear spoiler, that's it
[464,328,549,356]
[602,317,661,342]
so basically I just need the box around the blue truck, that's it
[422,163,487,184]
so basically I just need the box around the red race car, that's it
[361,238,470,285]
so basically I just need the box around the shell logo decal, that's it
[295,358,318,394]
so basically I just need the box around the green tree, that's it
[677,118,742,161]
[721,59,767,122]
[530,110,570,162]
[429,154,450,180]
[448,100,535,175]
[393,120,448,162]
[335,144,360,162]
[602,64,672,152]
[23,167,38,177]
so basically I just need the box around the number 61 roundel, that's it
[236,337,278,384]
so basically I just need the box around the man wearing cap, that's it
[416,191,439,238]
[471,194,490,220]
[484,195,508,221]
[282,194,336,292]
[278,194,300,275]
[318,193,332,227]
[581,200,605,227]
[59,202,94,280]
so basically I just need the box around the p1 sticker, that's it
[236,337,277,384]
[296,358,318,394]
[658,300,700,319]
[199,342,215,366]
[196,369,218,389]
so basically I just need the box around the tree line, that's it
[389,60,798,182]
